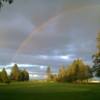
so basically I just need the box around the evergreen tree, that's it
[19,71,25,81]
[75,59,92,82]
[58,65,66,82]
[92,33,100,77]
[46,66,52,81]
[95,69,100,77]
[0,71,2,82]
[57,59,93,83]
[85,65,93,80]
[10,64,20,81]
[10,64,29,81]
[23,69,29,81]
[1,68,9,83]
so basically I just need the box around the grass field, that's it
[0,81,100,100]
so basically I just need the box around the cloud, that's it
[0,14,34,49]
[0,0,100,76]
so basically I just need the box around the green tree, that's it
[78,59,87,82]
[19,71,25,81]
[65,65,73,82]
[85,65,93,81]
[64,60,81,82]
[92,33,100,77]
[46,66,53,81]
[95,69,100,77]
[1,68,9,83]
[10,64,20,81]
[75,59,92,83]
[19,69,29,81]
[0,71,2,82]
[58,65,66,82]
[23,69,29,81]
[10,64,29,81]
[61,59,93,83]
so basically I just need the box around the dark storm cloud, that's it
[0,0,100,69]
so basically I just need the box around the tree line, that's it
[46,33,100,83]
[46,59,93,83]
[0,64,29,84]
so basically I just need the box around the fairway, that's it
[0,82,100,100]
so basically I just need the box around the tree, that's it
[75,59,92,83]
[1,68,9,83]
[19,71,25,81]
[78,59,88,82]
[65,65,73,82]
[64,60,81,82]
[57,59,93,83]
[0,0,13,8]
[92,52,100,71]
[19,69,29,81]
[58,65,66,82]
[10,64,29,81]
[95,69,100,77]
[46,66,52,81]
[45,59,92,83]
[23,69,29,81]
[10,64,20,81]
[0,72,2,82]
[85,65,93,81]
[92,32,100,77]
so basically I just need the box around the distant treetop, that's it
[0,0,13,8]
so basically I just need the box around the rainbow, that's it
[12,11,66,62]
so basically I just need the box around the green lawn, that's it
[0,81,100,100]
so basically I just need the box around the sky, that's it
[0,0,100,78]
